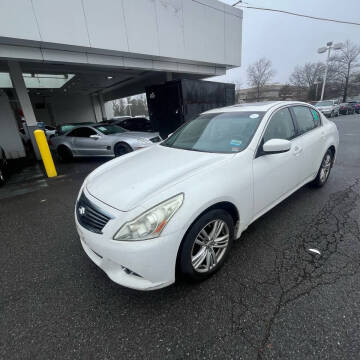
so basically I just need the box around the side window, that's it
[310,109,321,127]
[67,128,82,137]
[292,106,316,134]
[67,127,96,138]
[263,108,296,142]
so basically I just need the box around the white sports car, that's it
[75,101,339,290]
[50,123,161,161]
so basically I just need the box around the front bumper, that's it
[75,196,182,290]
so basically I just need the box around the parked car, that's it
[75,101,339,291]
[55,122,95,136]
[339,102,355,115]
[19,124,56,142]
[109,117,153,132]
[314,99,340,117]
[50,123,162,161]
[0,145,7,186]
[348,101,360,114]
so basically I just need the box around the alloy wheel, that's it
[320,153,332,183]
[191,219,230,273]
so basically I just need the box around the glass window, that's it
[161,111,265,153]
[292,106,316,134]
[263,108,296,142]
[67,127,97,138]
[310,109,321,127]
[94,124,126,135]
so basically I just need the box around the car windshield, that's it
[315,101,333,106]
[161,111,264,153]
[94,124,127,135]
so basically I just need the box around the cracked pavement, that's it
[1,114,360,359]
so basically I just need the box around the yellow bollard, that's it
[33,129,57,178]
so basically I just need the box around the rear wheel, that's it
[114,142,133,157]
[179,209,234,281]
[57,146,73,162]
[312,150,333,187]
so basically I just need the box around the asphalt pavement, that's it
[1,114,360,359]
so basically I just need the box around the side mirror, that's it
[90,134,101,140]
[263,139,291,154]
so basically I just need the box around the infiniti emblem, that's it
[78,206,86,216]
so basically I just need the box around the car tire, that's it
[179,209,234,281]
[330,111,334,118]
[114,142,133,157]
[0,166,5,186]
[57,145,73,162]
[312,149,333,187]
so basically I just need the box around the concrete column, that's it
[98,93,108,121]
[8,61,41,159]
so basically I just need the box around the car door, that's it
[290,106,325,181]
[72,127,103,156]
[253,107,304,217]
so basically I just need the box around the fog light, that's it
[121,266,141,277]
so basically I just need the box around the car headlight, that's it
[138,138,151,144]
[113,193,184,241]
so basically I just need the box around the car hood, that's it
[86,145,229,211]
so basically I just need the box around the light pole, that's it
[125,103,133,117]
[318,41,343,101]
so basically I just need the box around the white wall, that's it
[48,94,98,125]
[0,0,242,69]
[0,91,25,159]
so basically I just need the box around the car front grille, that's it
[76,192,111,234]
[150,136,161,143]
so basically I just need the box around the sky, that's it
[212,0,360,87]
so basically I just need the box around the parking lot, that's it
[1,113,360,359]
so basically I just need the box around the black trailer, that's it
[146,79,235,138]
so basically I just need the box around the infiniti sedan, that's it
[75,101,339,290]
[50,123,161,161]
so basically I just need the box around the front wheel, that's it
[114,142,133,157]
[179,209,234,281]
[312,150,333,187]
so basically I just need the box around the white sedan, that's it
[75,101,339,290]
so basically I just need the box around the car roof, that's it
[202,101,309,114]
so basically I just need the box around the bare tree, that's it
[247,58,275,100]
[112,98,127,116]
[330,40,360,101]
[289,62,324,88]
